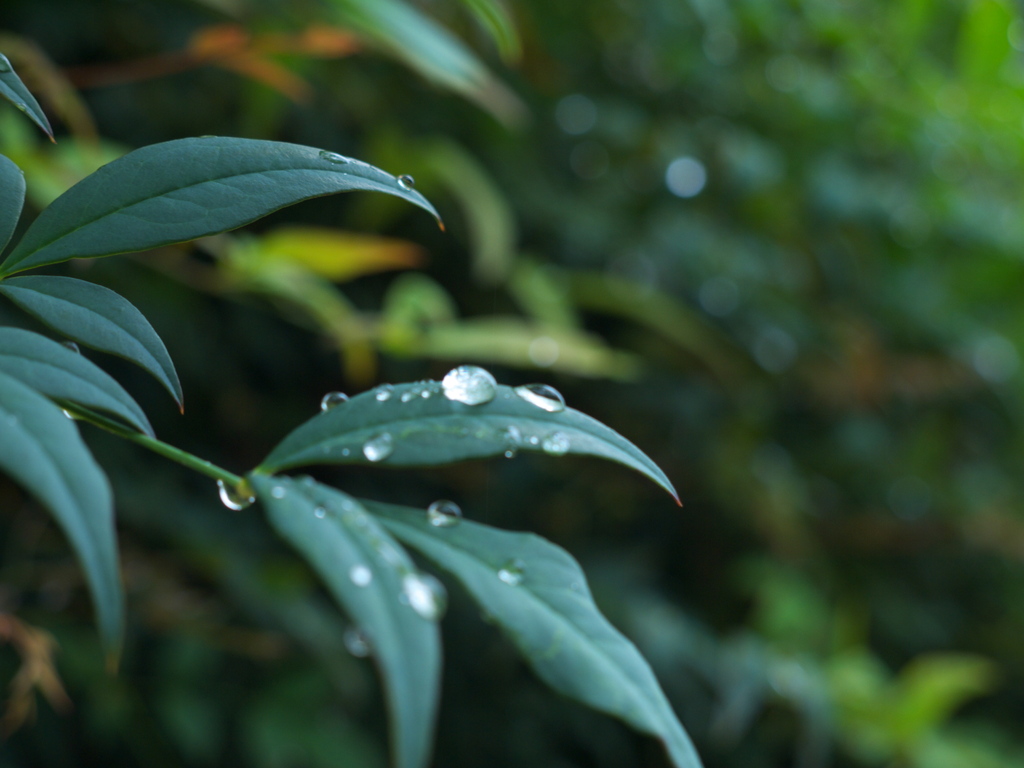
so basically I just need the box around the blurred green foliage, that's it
[3,0,1024,766]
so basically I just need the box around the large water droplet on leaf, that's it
[542,431,571,456]
[349,564,373,587]
[427,500,462,528]
[514,383,566,413]
[498,559,525,586]
[344,627,371,657]
[319,149,350,164]
[217,479,255,510]
[61,341,80,354]
[320,391,349,411]
[363,433,394,462]
[375,384,394,402]
[397,174,415,189]
[442,365,497,405]
[401,573,447,620]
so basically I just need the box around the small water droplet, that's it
[314,506,327,519]
[375,384,394,401]
[343,627,371,657]
[420,389,431,399]
[401,573,447,620]
[320,391,349,411]
[217,479,255,510]
[498,558,525,586]
[514,383,566,413]
[349,564,373,587]
[397,174,415,189]
[528,435,540,446]
[271,485,287,499]
[400,390,417,403]
[570,581,584,593]
[319,149,350,164]
[542,431,571,456]
[61,409,74,420]
[502,425,522,458]
[61,341,81,354]
[427,500,462,528]
[363,433,394,462]
[442,365,497,405]
[0,56,11,73]
[341,447,350,457]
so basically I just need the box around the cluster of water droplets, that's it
[217,479,255,510]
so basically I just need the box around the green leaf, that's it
[0,275,183,408]
[250,474,441,768]
[0,137,441,276]
[456,0,521,61]
[0,327,152,436]
[0,371,122,649]
[0,53,54,141]
[257,380,678,502]
[328,0,523,123]
[0,153,26,254]
[369,500,703,768]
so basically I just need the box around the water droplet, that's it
[61,341,80,354]
[319,149,350,164]
[320,391,349,411]
[397,174,415,189]
[375,384,394,401]
[363,433,394,462]
[427,500,462,528]
[314,506,327,519]
[61,409,74,420]
[400,390,417,403]
[0,56,11,73]
[514,384,565,413]
[343,627,371,657]
[420,389,431,399]
[349,564,373,587]
[528,435,540,446]
[498,559,525,586]
[570,581,584,593]
[442,365,497,405]
[341,447,350,457]
[271,485,287,499]
[542,431,571,456]
[502,425,522,458]
[401,573,447,620]
[217,479,255,510]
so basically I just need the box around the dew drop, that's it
[61,341,81,354]
[343,627,371,657]
[427,500,462,528]
[349,564,373,587]
[363,433,394,462]
[217,479,255,510]
[542,431,571,456]
[442,365,497,405]
[397,174,415,189]
[319,149,350,164]
[514,383,565,413]
[320,391,349,411]
[528,435,540,446]
[400,390,417,403]
[61,409,74,420]
[270,485,287,499]
[502,425,522,458]
[341,447,350,457]
[401,573,447,621]
[314,506,327,519]
[498,559,525,586]
[420,388,431,399]
[0,55,11,73]
[375,384,394,402]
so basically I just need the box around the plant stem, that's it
[63,403,244,487]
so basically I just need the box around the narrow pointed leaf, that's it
[0,328,152,435]
[0,136,440,276]
[258,381,677,502]
[250,474,441,768]
[0,276,182,408]
[370,500,702,768]
[0,53,54,140]
[0,153,26,254]
[0,371,122,648]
